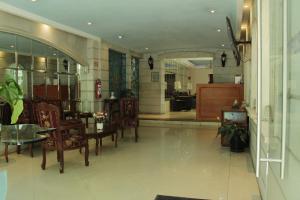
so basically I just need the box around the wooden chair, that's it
[120,98,139,142]
[36,102,89,173]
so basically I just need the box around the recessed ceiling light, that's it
[244,5,249,8]
[118,35,123,39]
[53,53,57,56]
[221,44,225,47]
[217,28,221,32]
[87,22,92,25]
[10,45,15,48]
[31,0,37,2]
[209,9,216,14]
[145,47,149,50]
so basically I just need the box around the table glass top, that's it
[0,124,55,145]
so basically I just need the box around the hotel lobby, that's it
[0,0,300,200]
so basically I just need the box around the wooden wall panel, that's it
[196,84,244,121]
[33,85,69,100]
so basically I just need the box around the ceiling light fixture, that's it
[10,45,15,48]
[145,47,149,50]
[31,0,37,2]
[118,35,123,39]
[217,28,221,32]
[209,9,216,14]
[244,5,249,8]
[87,22,92,25]
[241,24,247,30]
[221,44,225,47]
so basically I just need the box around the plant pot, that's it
[221,134,230,147]
[230,134,245,152]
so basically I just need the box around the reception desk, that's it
[196,84,244,121]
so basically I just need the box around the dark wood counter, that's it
[196,84,244,121]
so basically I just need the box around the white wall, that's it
[190,67,213,94]
[139,54,165,114]
[212,49,243,83]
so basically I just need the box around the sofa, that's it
[170,92,193,111]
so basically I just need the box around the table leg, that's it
[95,137,99,156]
[85,117,89,128]
[4,143,8,162]
[17,145,21,154]
[41,142,46,170]
[29,143,33,157]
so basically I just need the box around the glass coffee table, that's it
[85,122,118,155]
[0,124,55,162]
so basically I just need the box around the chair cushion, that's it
[63,134,86,148]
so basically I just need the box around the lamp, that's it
[63,59,68,71]
[174,81,182,91]
[187,82,192,95]
[221,52,227,67]
[148,56,154,70]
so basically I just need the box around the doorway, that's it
[256,0,300,199]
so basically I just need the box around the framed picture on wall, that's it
[151,72,160,82]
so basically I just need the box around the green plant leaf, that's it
[11,100,23,124]
[0,73,24,124]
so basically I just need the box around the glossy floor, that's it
[0,126,261,200]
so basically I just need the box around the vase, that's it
[96,122,103,130]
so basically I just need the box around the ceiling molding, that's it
[0,2,100,41]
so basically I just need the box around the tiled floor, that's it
[0,125,260,200]
[139,111,196,121]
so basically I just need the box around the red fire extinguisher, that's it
[95,79,102,99]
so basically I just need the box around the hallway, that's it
[1,126,260,200]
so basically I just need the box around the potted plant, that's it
[218,124,248,152]
[218,124,232,147]
[0,74,24,124]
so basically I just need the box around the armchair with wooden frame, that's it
[36,102,89,173]
[120,98,139,142]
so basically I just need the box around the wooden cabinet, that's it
[196,84,244,121]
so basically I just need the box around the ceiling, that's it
[0,0,240,53]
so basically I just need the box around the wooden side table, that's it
[77,112,93,128]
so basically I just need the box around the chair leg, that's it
[115,131,118,148]
[4,143,8,162]
[59,150,64,174]
[135,126,138,143]
[85,144,89,166]
[56,150,60,162]
[41,143,46,170]
[111,135,114,141]
[121,127,124,138]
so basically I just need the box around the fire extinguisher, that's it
[95,79,102,99]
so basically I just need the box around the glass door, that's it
[257,0,300,199]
